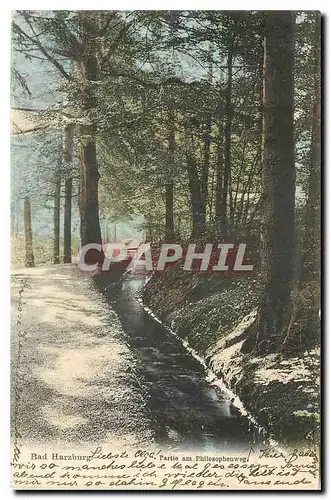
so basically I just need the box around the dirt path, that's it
[11,264,153,451]
[11,264,263,459]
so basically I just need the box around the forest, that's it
[10,9,321,444]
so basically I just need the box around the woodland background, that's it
[11,10,320,358]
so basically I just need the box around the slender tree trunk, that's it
[219,38,234,237]
[231,139,247,227]
[185,130,205,238]
[15,202,19,235]
[215,120,224,232]
[201,43,213,223]
[186,153,205,239]
[177,213,181,239]
[63,124,74,263]
[202,132,211,224]
[10,201,15,236]
[237,59,264,231]
[255,11,295,353]
[165,108,175,241]
[236,151,260,229]
[63,178,72,263]
[208,167,215,224]
[165,183,174,240]
[53,162,61,264]
[145,214,153,243]
[24,196,34,268]
[215,52,224,232]
[79,151,86,245]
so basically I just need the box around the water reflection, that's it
[95,276,263,451]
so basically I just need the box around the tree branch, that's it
[12,21,72,81]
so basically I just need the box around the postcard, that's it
[10,10,321,490]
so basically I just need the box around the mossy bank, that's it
[143,269,320,446]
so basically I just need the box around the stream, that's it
[96,275,264,452]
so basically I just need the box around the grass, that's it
[11,234,80,269]
[143,267,320,445]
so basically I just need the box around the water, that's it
[96,275,264,452]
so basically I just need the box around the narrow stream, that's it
[96,275,264,452]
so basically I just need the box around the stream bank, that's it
[142,269,320,446]
[93,273,265,450]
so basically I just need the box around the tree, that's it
[301,12,321,283]
[219,26,235,237]
[78,12,102,250]
[254,11,296,353]
[53,156,61,264]
[165,107,175,240]
[281,12,321,353]
[24,196,35,267]
[63,124,74,263]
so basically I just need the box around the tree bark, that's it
[79,12,102,254]
[64,178,73,263]
[302,13,321,282]
[281,13,321,354]
[145,213,153,243]
[215,50,225,232]
[201,43,213,224]
[186,152,205,239]
[184,127,205,238]
[82,141,102,247]
[24,196,34,268]
[165,183,174,240]
[215,119,224,232]
[63,124,74,263]
[53,162,61,264]
[219,37,234,237]
[165,108,175,241]
[79,147,86,245]
[11,201,15,236]
[255,11,296,353]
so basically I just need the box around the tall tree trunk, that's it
[302,13,321,282]
[215,52,225,232]
[64,178,72,263]
[165,183,174,240]
[15,202,19,235]
[82,141,102,247]
[231,138,247,228]
[236,150,260,229]
[164,13,177,242]
[10,201,15,236]
[145,213,153,243]
[215,120,224,232]
[186,152,205,239]
[79,149,86,245]
[12,201,19,236]
[53,161,61,264]
[185,130,205,238]
[219,38,234,237]
[237,57,264,231]
[64,124,74,263]
[165,108,175,241]
[79,12,102,254]
[24,196,34,268]
[281,13,321,353]
[201,43,213,223]
[255,11,295,353]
